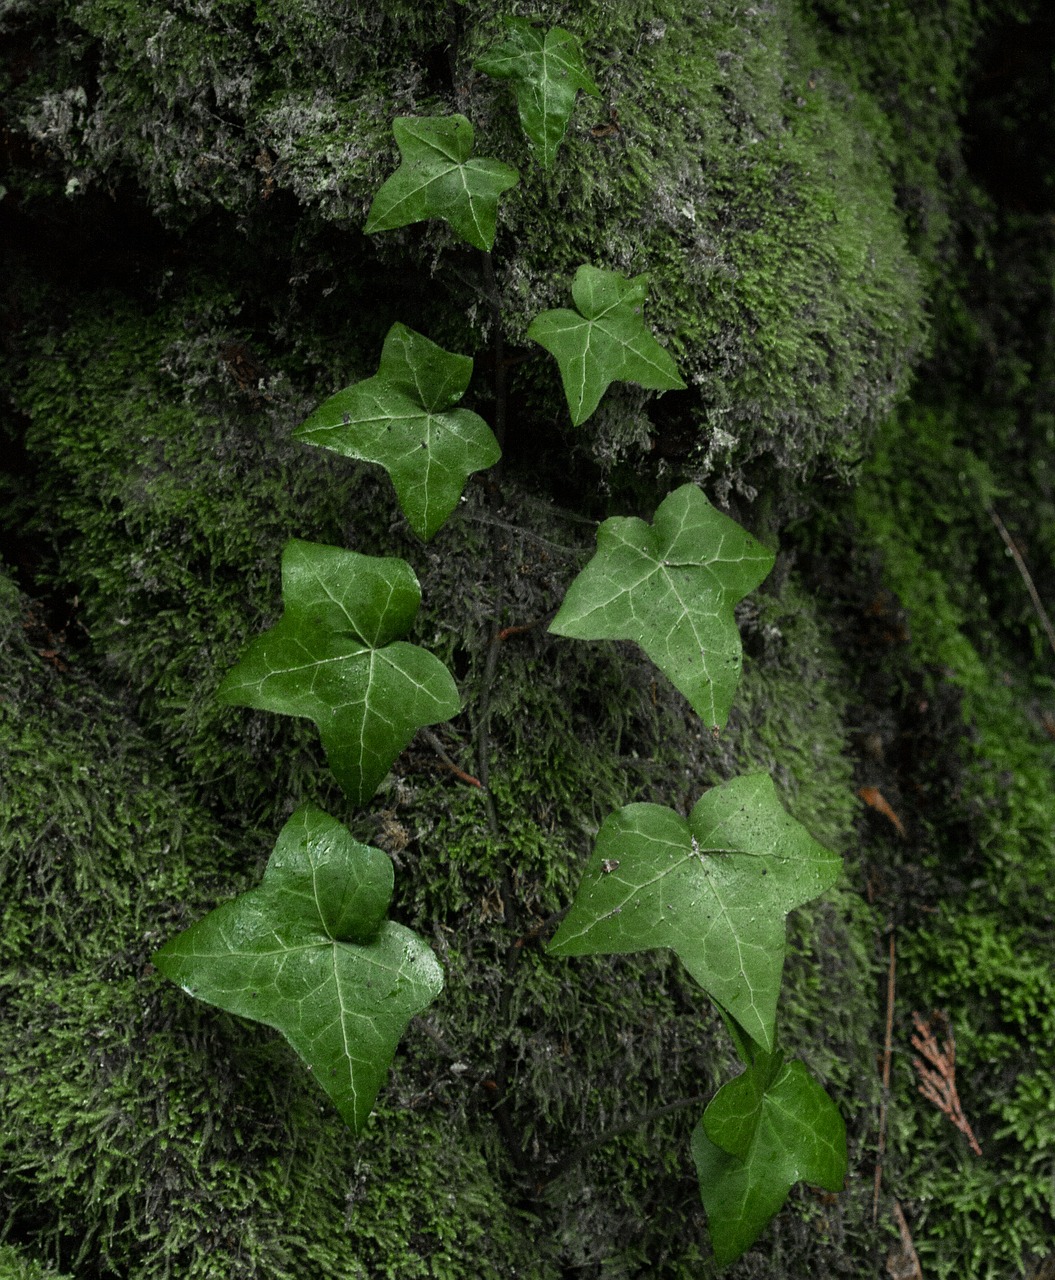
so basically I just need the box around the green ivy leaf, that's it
[526,265,685,425]
[154,804,443,1132]
[364,115,519,251]
[549,484,774,729]
[691,1051,847,1266]
[475,17,600,168]
[218,539,461,804]
[295,324,500,540]
[547,774,840,1050]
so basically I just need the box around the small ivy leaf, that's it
[295,324,501,540]
[526,265,685,425]
[691,1052,847,1266]
[218,539,461,805]
[547,774,840,1050]
[549,484,774,729]
[153,804,443,1132]
[364,115,519,251]
[474,17,600,169]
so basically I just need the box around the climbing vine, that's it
[153,16,846,1267]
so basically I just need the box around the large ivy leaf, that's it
[549,484,774,729]
[295,323,500,540]
[692,1051,846,1266]
[154,804,443,1132]
[475,17,600,168]
[218,539,461,804]
[526,265,685,425]
[364,115,519,251]
[547,774,840,1050]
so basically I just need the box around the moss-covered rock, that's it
[7,0,926,490]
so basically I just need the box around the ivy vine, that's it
[154,16,847,1267]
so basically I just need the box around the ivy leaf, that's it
[526,265,685,425]
[691,1051,847,1265]
[218,539,461,805]
[549,484,774,729]
[547,774,840,1051]
[364,115,519,251]
[475,17,600,168]
[154,804,443,1132]
[295,324,500,540]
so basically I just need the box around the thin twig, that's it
[889,1201,923,1280]
[459,509,589,558]
[498,614,555,642]
[420,728,482,788]
[986,502,1055,661]
[512,907,568,950]
[540,1094,710,1187]
[873,930,896,1224]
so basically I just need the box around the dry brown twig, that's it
[873,931,897,1224]
[910,1010,982,1156]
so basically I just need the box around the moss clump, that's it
[0,1243,73,1280]
[6,0,926,491]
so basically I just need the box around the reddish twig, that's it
[911,1010,982,1155]
[497,614,553,642]
[421,728,483,788]
[887,1200,923,1280]
[873,931,897,1223]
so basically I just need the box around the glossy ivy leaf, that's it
[547,773,840,1050]
[364,115,519,251]
[218,539,461,805]
[474,17,600,168]
[154,804,443,1132]
[549,484,774,729]
[526,265,685,425]
[691,1051,846,1265]
[295,324,500,540]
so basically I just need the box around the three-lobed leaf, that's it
[547,773,841,1051]
[295,323,501,540]
[692,1051,846,1265]
[153,804,443,1132]
[364,115,519,251]
[527,265,685,425]
[218,539,461,805]
[475,17,600,168]
[549,484,775,729]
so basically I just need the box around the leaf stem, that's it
[538,1094,710,1187]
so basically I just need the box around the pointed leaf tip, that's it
[528,265,685,425]
[153,804,443,1131]
[475,18,600,168]
[547,773,840,1050]
[365,114,519,250]
[296,324,500,540]
[693,1056,846,1265]
[218,539,461,804]
[549,484,774,728]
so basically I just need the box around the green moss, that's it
[852,406,1055,1275]
[6,0,927,491]
[0,1243,73,1280]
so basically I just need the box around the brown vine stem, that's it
[873,929,896,1224]
[986,502,1055,660]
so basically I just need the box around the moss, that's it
[848,405,1055,1275]
[0,1243,73,1280]
[5,0,927,492]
